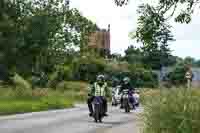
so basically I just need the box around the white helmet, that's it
[123,77,130,84]
[97,75,105,82]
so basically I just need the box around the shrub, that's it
[125,66,158,88]
[12,74,32,97]
[142,88,200,133]
[47,71,61,88]
[32,88,49,97]
[62,65,73,80]
[47,66,71,88]
[55,81,89,101]
[56,81,89,92]
[12,74,31,89]
[72,57,107,81]
[166,64,187,86]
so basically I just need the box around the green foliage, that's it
[114,0,197,24]
[47,71,61,88]
[47,64,74,88]
[0,0,98,80]
[123,45,144,65]
[123,45,177,70]
[105,61,130,74]
[195,60,200,67]
[128,65,158,88]
[142,88,200,133]
[71,56,158,88]
[106,63,158,88]
[115,0,198,71]
[12,74,32,97]
[0,96,73,115]
[167,64,187,86]
[73,56,107,82]
[56,81,89,101]
[184,56,195,65]
[132,4,174,70]
[176,57,200,68]
[0,84,89,115]
[56,81,88,92]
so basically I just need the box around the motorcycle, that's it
[92,96,105,123]
[122,89,132,113]
[111,86,121,106]
[122,90,136,113]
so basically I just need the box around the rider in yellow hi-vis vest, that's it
[87,75,110,117]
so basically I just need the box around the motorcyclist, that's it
[87,75,110,117]
[119,77,136,109]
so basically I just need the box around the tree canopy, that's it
[0,0,98,77]
[114,0,198,69]
[114,0,199,24]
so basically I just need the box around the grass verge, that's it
[0,97,73,115]
[141,88,200,133]
[0,81,89,115]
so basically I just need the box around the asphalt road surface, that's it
[0,104,143,133]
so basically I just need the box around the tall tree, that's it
[114,0,200,24]
[131,4,175,69]
[114,0,199,69]
[0,0,98,77]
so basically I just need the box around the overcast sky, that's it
[71,0,200,59]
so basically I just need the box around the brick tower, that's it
[88,25,111,57]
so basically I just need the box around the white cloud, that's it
[71,0,200,59]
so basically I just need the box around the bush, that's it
[56,81,89,92]
[166,64,187,86]
[47,71,61,88]
[142,88,200,133]
[56,81,89,101]
[32,88,49,97]
[71,57,158,88]
[12,74,32,97]
[72,56,107,81]
[125,66,158,88]
[12,74,31,89]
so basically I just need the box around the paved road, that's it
[0,104,143,133]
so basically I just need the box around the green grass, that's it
[141,88,200,133]
[0,89,74,115]
[0,81,89,115]
[0,97,73,115]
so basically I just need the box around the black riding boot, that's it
[87,97,94,116]
[103,98,108,116]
